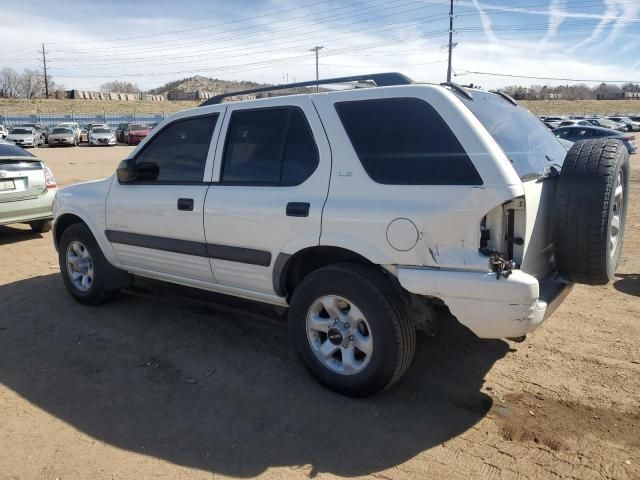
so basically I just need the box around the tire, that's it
[289,263,416,397]
[58,222,130,305]
[29,219,51,233]
[554,138,629,285]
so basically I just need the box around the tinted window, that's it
[0,143,35,157]
[336,98,481,185]
[221,107,318,185]
[461,91,567,180]
[132,114,217,182]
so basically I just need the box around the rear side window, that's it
[221,107,318,185]
[461,91,567,180]
[132,114,217,182]
[335,98,482,185]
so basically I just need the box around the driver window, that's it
[133,114,218,182]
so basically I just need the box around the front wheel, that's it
[289,263,415,397]
[58,223,130,305]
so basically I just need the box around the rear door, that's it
[203,96,331,294]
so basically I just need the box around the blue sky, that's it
[1,0,638,90]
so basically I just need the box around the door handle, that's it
[286,202,310,217]
[177,198,194,211]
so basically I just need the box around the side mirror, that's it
[116,159,159,183]
[116,159,137,183]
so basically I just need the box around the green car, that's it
[0,140,57,233]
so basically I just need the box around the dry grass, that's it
[1,97,640,117]
[520,99,640,116]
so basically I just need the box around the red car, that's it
[125,124,151,145]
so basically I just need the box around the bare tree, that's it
[100,80,141,93]
[0,67,21,98]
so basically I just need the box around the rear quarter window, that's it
[461,91,567,180]
[335,97,482,185]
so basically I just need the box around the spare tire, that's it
[554,138,629,285]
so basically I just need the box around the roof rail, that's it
[490,90,518,106]
[199,72,414,106]
[440,82,473,101]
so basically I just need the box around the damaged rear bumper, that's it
[397,267,573,339]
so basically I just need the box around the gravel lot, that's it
[0,145,638,480]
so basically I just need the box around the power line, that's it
[455,70,639,84]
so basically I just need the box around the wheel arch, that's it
[274,246,375,299]
[54,213,86,249]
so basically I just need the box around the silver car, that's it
[49,126,79,147]
[0,140,57,232]
[57,122,82,143]
[7,127,42,148]
[88,126,116,146]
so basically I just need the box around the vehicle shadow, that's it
[0,274,509,477]
[613,273,640,297]
[0,224,42,245]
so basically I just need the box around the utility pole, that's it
[41,43,49,98]
[446,0,454,83]
[309,46,323,92]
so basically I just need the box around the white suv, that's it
[52,74,629,397]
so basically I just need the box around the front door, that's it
[203,97,331,294]
[106,109,225,282]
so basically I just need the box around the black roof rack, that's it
[440,82,473,101]
[199,72,414,106]
[490,90,518,106]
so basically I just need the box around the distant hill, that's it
[147,75,266,97]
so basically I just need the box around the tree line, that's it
[500,82,640,101]
[0,67,64,99]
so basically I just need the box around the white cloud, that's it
[469,0,498,44]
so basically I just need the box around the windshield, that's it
[130,124,148,130]
[461,91,567,180]
[10,128,32,134]
[52,128,73,134]
[93,128,111,134]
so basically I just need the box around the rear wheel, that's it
[289,263,415,397]
[58,223,130,305]
[554,138,629,285]
[29,219,51,233]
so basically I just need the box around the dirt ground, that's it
[0,144,638,480]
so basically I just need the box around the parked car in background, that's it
[0,141,57,232]
[88,126,117,146]
[124,124,151,145]
[607,116,640,132]
[543,116,565,123]
[556,120,591,127]
[115,122,132,143]
[17,123,49,144]
[48,127,79,147]
[148,122,160,129]
[585,117,625,131]
[543,121,560,130]
[57,122,82,143]
[553,125,637,154]
[628,115,640,124]
[0,125,8,139]
[7,127,42,148]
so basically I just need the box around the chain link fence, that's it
[0,113,165,128]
